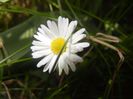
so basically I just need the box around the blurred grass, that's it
[0,0,133,99]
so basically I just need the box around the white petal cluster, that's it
[31,16,90,75]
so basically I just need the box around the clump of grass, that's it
[0,0,133,99]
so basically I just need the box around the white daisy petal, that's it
[32,49,51,58]
[40,24,55,38]
[61,18,69,37]
[32,40,50,46]
[74,42,90,48]
[66,21,77,38]
[69,47,79,53]
[43,63,50,72]
[36,32,51,41]
[64,55,76,71]
[64,63,69,75]
[58,54,65,75]
[70,44,84,53]
[48,55,58,73]
[47,20,59,36]
[31,46,49,51]
[72,34,86,44]
[33,34,50,42]
[38,28,45,34]
[37,54,53,68]
[69,54,83,63]
[58,16,69,36]
[68,61,76,72]
[58,16,63,36]
[38,27,52,39]
[68,21,77,34]
[33,35,43,42]
[58,66,62,75]
[73,28,86,37]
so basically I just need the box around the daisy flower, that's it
[31,16,90,75]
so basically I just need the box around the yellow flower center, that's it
[50,38,66,55]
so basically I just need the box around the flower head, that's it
[31,16,90,75]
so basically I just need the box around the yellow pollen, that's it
[50,38,66,55]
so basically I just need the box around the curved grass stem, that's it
[2,82,12,99]
[87,33,124,98]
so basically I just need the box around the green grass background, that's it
[0,0,133,99]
